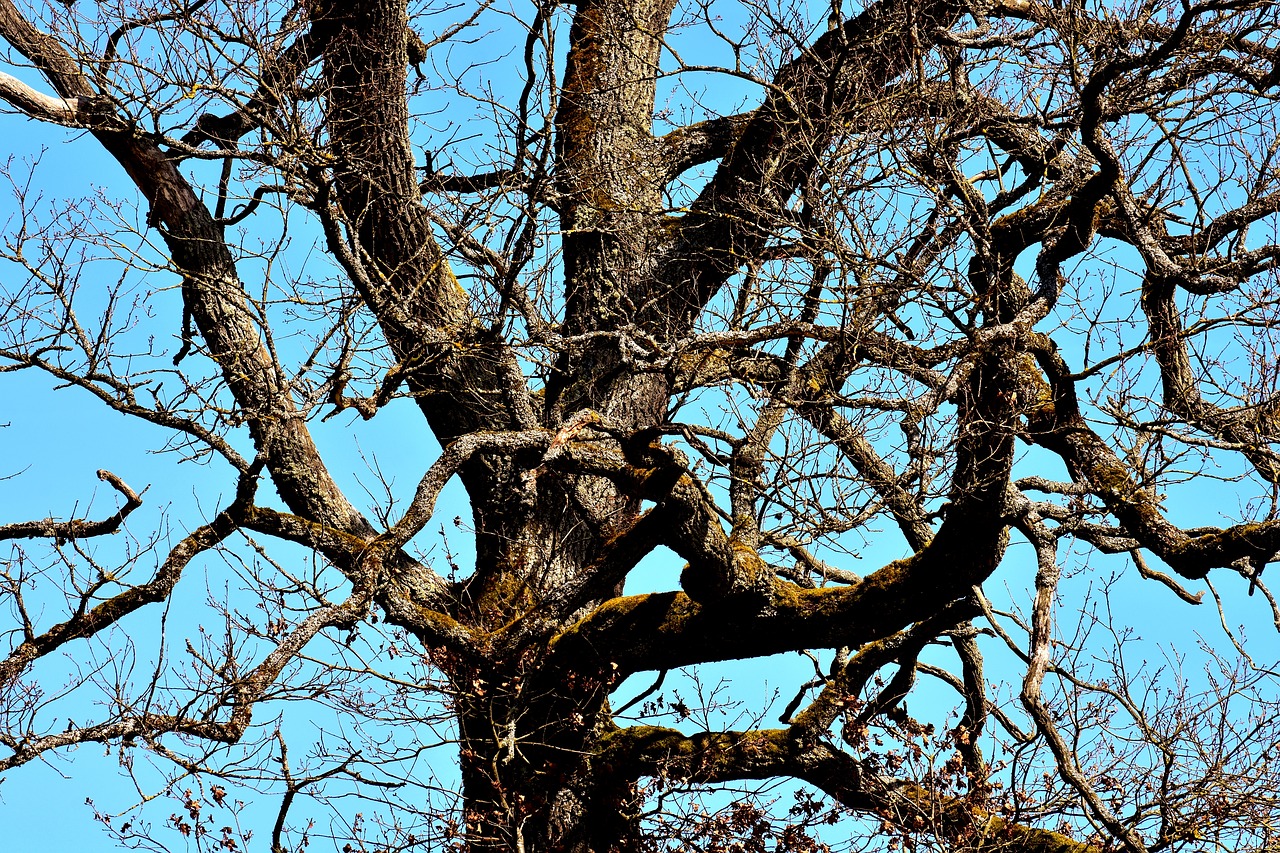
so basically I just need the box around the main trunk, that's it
[443,468,657,852]
[315,2,684,847]
[449,662,638,853]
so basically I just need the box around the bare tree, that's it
[5,0,1280,849]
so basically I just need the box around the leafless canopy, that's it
[5,0,1280,850]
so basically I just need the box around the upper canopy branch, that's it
[311,0,525,445]
[1028,342,1280,579]
[179,17,326,151]
[648,0,965,336]
[0,0,457,623]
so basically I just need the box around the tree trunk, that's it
[446,622,638,852]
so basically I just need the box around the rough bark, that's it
[4,0,1280,851]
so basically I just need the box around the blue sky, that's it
[5,1,1280,850]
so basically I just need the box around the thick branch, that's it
[0,69,82,122]
[656,112,752,180]
[1029,343,1280,578]
[649,0,964,335]
[598,725,1095,853]
[0,0,453,616]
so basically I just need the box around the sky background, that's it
[4,0,1280,850]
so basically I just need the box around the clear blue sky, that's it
[4,2,1280,851]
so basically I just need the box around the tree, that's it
[4,0,1280,849]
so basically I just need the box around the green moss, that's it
[599,725,790,777]
[980,816,1098,852]
[551,592,681,644]
[1013,352,1054,414]
[471,567,537,628]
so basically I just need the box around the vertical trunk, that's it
[450,479,655,845]
[315,2,681,845]
[449,487,647,851]
[459,461,636,626]
[547,0,680,428]
[449,657,639,853]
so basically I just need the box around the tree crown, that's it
[4,0,1280,850]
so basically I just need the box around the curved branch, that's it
[0,591,367,770]
[1019,509,1149,853]
[650,0,965,334]
[0,470,141,543]
[597,724,1095,853]
[178,18,326,150]
[1141,273,1280,482]
[1029,342,1280,579]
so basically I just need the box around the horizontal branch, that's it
[548,547,983,676]
[0,592,366,770]
[598,725,1094,853]
[655,111,752,180]
[0,470,141,543]
[0,503,238,686]
[0,69,82,123]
